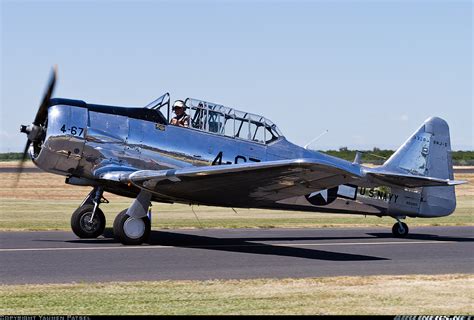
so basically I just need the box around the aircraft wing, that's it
[126,159,363,206]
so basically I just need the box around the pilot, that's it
[170,100,190,127]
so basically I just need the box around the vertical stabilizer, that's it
[383,117,456,217]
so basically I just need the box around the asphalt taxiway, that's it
[1,226,472,284]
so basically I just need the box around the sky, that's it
[1,0,472,152]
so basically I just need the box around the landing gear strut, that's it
[392,218,409,238]
[71,187,108,238]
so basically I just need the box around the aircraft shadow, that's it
[58,228,473,262]
[65,228,389,262]
[97,229,472,243]
[366,233,474,242]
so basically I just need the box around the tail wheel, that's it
[71,204,106,238]
[392,222,409,238]
[113,209,151,245]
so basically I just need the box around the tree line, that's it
[322,148,474,165]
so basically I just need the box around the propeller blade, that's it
[17,66,58,186]
[14,140,32,186]
[33,66,57,126]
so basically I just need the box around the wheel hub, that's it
[123,217,145,239]
[80,212,99,232]
[398,224,405,233]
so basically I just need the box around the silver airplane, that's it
[18,69,466,245]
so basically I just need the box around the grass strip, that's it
[1,274,472,315]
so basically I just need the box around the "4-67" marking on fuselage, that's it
[212,151,261,165]
[60,124,84,137]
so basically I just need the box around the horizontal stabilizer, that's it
[366,170,467,188]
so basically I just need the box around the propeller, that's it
[16,67,57,185]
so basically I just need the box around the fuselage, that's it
[30,98,455,219]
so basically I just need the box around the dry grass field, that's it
[1,274,472,315]
[0,162,472,230]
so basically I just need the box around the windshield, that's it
[144,93,170,120]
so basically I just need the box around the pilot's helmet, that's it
[172,100,186,110]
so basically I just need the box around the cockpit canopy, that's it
[146,93,283,144]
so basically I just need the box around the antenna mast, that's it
[304,130,329,149]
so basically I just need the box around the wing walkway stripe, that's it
[0,240,453,252]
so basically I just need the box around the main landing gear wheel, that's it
[113,209,151,245]
[392,221,409,238]
[71,204,106,238]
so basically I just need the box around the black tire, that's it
[392,222,409,238]
[71,204,106,238]
[113,209,151,245]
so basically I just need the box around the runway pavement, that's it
[1,226,473,284]
[0,167,42,173]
